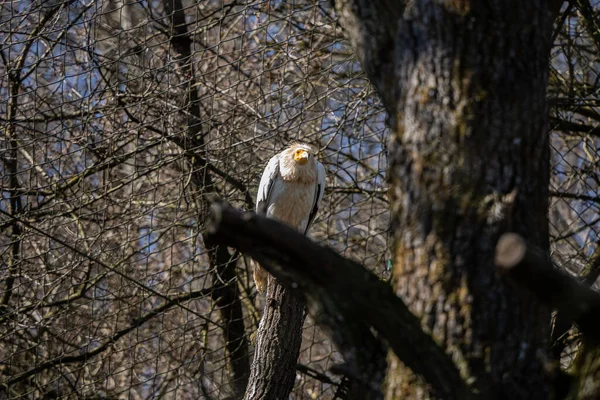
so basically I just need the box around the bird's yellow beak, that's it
[294,149,309,165]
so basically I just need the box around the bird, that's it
[253,142,326,293]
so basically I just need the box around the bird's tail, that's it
[250,258,268,293]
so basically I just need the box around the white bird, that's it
[253,142,326,293]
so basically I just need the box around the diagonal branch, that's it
[206,200,475,399]
[550,117,600,138]
[550,240,600,361]
[495,233,600,344]
[0,207,220,328]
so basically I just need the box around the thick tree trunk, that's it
[334,1,557,398]
[387,3,554,399]
[244,278,305,400]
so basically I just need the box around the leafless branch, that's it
[495,233,600,343]
[5,287,213,386]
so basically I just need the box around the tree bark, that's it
[495,233,600,344]
[387,5,554,398]
[243,278,305,400]
[332,1,558,398]
[571,342,600,399]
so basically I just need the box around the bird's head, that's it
[288,143,315,166]
[280,142,318,182]
[293,146,310,165]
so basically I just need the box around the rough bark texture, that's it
[333,1,557,398]
[495,233,600,343]
[388,3,554,398]
[243,277,305,400]
[571,342,600,399]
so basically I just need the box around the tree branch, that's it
[549,190,600,203]
[206,200,475,399]
[162,1,250,395]
[296,363,338,386]
[550,117,600,138]
[495,233,600,344]
[550,240,600,361]
[4,288,213,386]
[0,208,218,327]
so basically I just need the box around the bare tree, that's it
[0,0,387,398]
[1,0,600,399]
[211,0,600,399]
[341,1,557,397]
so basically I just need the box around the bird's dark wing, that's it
[304,161,326,235]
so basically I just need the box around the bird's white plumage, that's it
[255,146,325,234]
[252,143,326,292]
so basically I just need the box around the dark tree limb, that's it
[550,117,600,138]
[296,363,338,386]
[549,191,600,204]
[495,233,600,344]
[206,200,475,399]
[205,237,251,397]
[161,1,251,395]
[550,240,600,362]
